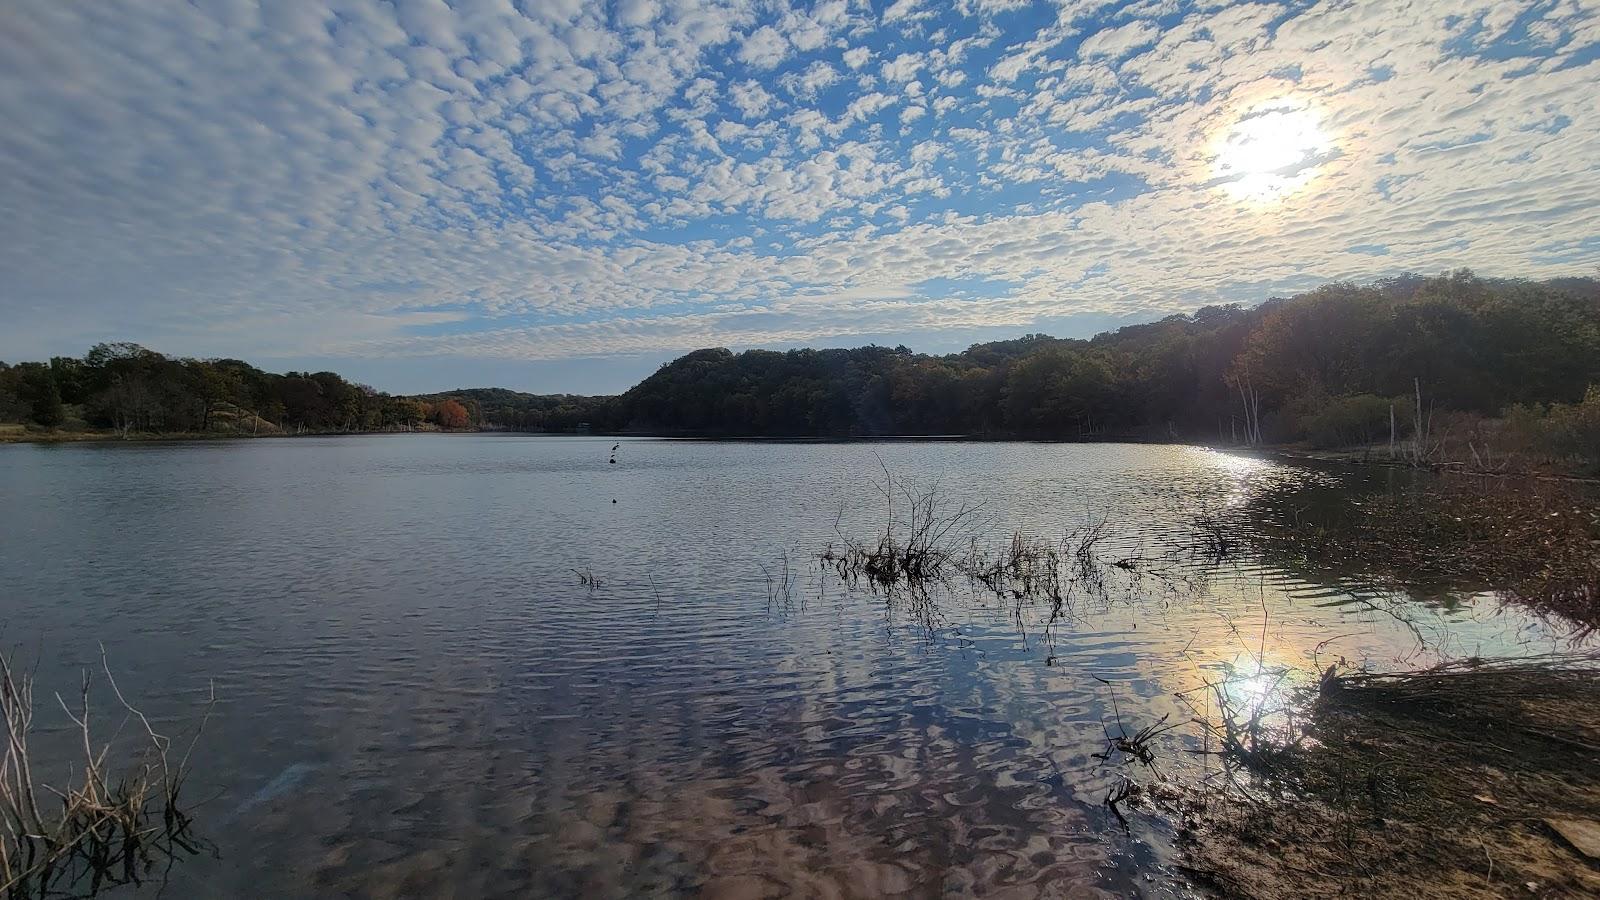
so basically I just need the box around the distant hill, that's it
[610,271,1600,443]
[5,271,1597,449]
[407,387,617,432]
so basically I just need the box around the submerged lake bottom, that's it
[0,436,1586,897]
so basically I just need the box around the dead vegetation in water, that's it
[816,464,983,595]
[1178,664,1307,799]
[964,519,1118,606]
[761,551,797,611]
[815,468,986,632]
[1175,653,1600,899]
[1220,475,1600,633]
[1,647,214,899]
[816,466,1153,641]
[1092,676,1182,775]
[966,530,1064,601]
[1187,507,1239,562]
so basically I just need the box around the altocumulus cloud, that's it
[1,0,1598,376]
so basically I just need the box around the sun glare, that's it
[1213,101,1332,202]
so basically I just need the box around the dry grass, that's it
[1,647,213,899]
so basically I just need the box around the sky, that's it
[2,0,1598,394]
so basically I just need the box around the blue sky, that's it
[2,0,1598,394]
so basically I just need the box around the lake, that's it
[0,436,1579,897]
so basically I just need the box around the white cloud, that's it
[578,130,623,159]
[882,0,923,25]
[782,10,830,52]
[729,80,777,118]
[0,0,1596,372]
[840,92,898,129]
[1077,19,1159,59]
[616,0,658,28]
[781,61,841,99]
[881,52,925,82]
[737,25,790,70]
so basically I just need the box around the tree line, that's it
[3,271,1598,450]
[614,271,1600,447]
[0,343,544,436]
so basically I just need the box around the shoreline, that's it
[1249,445,1600,483]
[0,427,1214,447]
[8,427,1596,485]
[0,427,490,445]
[1169,657,1600,899]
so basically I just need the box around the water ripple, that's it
[0,437,1582,897]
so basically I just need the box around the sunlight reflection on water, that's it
[0,436,1586,897]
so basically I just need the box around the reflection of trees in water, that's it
[1220,469,1600,635]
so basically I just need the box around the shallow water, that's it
[0,436,1580,897]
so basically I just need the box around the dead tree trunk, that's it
[1410,378,1430,465]
[1236,377,1262,446]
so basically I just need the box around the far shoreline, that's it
[0,426,1225,450]
[7,428,1597,482]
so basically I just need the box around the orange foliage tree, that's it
[432,398,469,429]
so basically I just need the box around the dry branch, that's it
[0,646,213,899]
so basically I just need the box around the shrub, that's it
[1300,394,1399,449]
[1544,385,1600,464]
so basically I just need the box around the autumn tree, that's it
[432,398,470,429]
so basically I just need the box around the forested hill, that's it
[0,349,609,436]
[3,271,1598,450]
[616,271,1600,445]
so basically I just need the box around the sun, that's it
[1212,101,1333,202]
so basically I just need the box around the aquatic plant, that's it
[761,551,796,611]
[1093,676,1182,773]
[966,531,1065,601]
[1187,506,1237,560]
[817,465,983,592]
[814,464,1163,652]
[0,647,212,899]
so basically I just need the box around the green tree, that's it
[17,363,64,427]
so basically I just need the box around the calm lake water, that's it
[0,436,1581,897]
